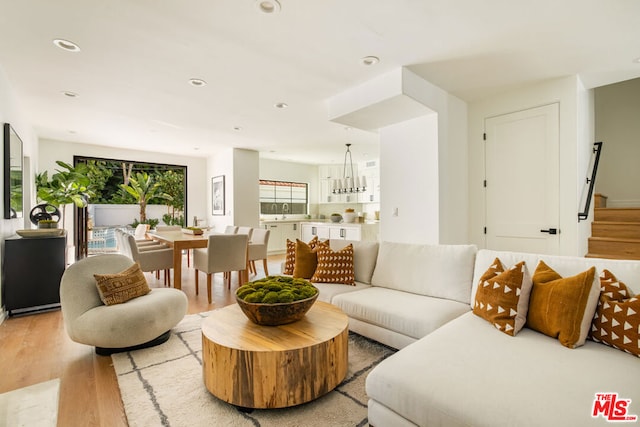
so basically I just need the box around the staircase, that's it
[587,202,640,260]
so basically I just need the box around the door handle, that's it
[540,228,558,235]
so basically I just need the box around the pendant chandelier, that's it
[332,143,367,194]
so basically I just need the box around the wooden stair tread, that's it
[588,236,640,243]
[585,253,640,260]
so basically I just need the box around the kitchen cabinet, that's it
[329,225,362,241]
[301,223,330,242]
[318,164,359,204]
[301,223,362,242]
[2,234,67,316]
[263,222,300,253]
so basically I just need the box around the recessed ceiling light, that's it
[634,57,640,64]
[188,78,207,87]
[53,39,81,52]
[274,102,288,109]
[361,56,380,66]
[62,91,79,98]
[256,0,281,14]
[233,126,243,131]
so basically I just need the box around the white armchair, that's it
[59,254,187,355]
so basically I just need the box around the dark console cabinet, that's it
[3,234,67,315]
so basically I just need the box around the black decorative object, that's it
[30,203,61,226]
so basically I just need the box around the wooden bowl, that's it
[235,291,319,326]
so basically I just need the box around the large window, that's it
[259,180,308,215]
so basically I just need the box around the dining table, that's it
[147,230,211,290]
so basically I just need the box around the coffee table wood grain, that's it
[201,301,349,409]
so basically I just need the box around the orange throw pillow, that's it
[292,239,325,279]
[284,236,318,275]
[527,261,598,348]
[591,269,639,358]
[311,244,355,285]
[473,258,532,336]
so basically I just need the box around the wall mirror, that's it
[4,123,23,219]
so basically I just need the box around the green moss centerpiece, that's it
[235,276,319,326]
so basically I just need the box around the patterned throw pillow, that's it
[473,258,532,336]
[527,261,598,348]
[284,236,318,275]
[94,262,151,305]
[591,269,640,357]
[292,239,325,279]
[311,244,355,285]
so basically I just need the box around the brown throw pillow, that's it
[527,261,598,348]
[292,239,325,279]
[473,258,532,336]
[591,269,639,358]
[94,262,151,305]
[284,236,318,275]
[311,243,355,285]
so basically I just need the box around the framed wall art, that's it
[212,175,225,215]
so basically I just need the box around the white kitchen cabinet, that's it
[264,222,300,253]
[358,159,380,203]
[301,223,330,242]
[318,164,359,204]
[329,225,361,241]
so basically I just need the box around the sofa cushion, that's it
[284,236,318,275]
[366,311,640,427]
[312,281,371,304]
[311,243,355,285]
[370,242,477,304]
[473,258,532,336]
[591,269,640,357]
[527,261,599,348]
[330,240,379,284]
[332,287,470,341]
[94,262,150,305]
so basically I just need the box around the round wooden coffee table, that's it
[201,300,349,409]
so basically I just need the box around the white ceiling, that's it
[1,0,639,165]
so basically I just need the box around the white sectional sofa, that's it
[312,240,640,427]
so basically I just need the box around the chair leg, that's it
[263,259,269,276]
[250,260,256,275]
[187,250,191,267]
[207,273,212,303]
[195,269,199,295]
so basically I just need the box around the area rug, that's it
[0,378,60,427]
[112,312,396,427]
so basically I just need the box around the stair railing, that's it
[578,141,603,222]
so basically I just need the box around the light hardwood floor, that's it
[0,254,283,427]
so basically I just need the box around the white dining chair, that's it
[124,234,174,286]
[248,228,270,276]
[193,234,248,303]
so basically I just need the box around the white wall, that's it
[468,75,594,256]
[594,78,640,207]
[380,114,439,243]
[39,139,208,239]
[0,65,39,319]
[207,148,259,231]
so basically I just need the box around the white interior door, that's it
[485,103,560,254]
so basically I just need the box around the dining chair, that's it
[248,228,270,276]
[116,229,166,256]
[236,226,253,240]
[124,234,174,286]
[193,234,248,303]
[224,225,239,234]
